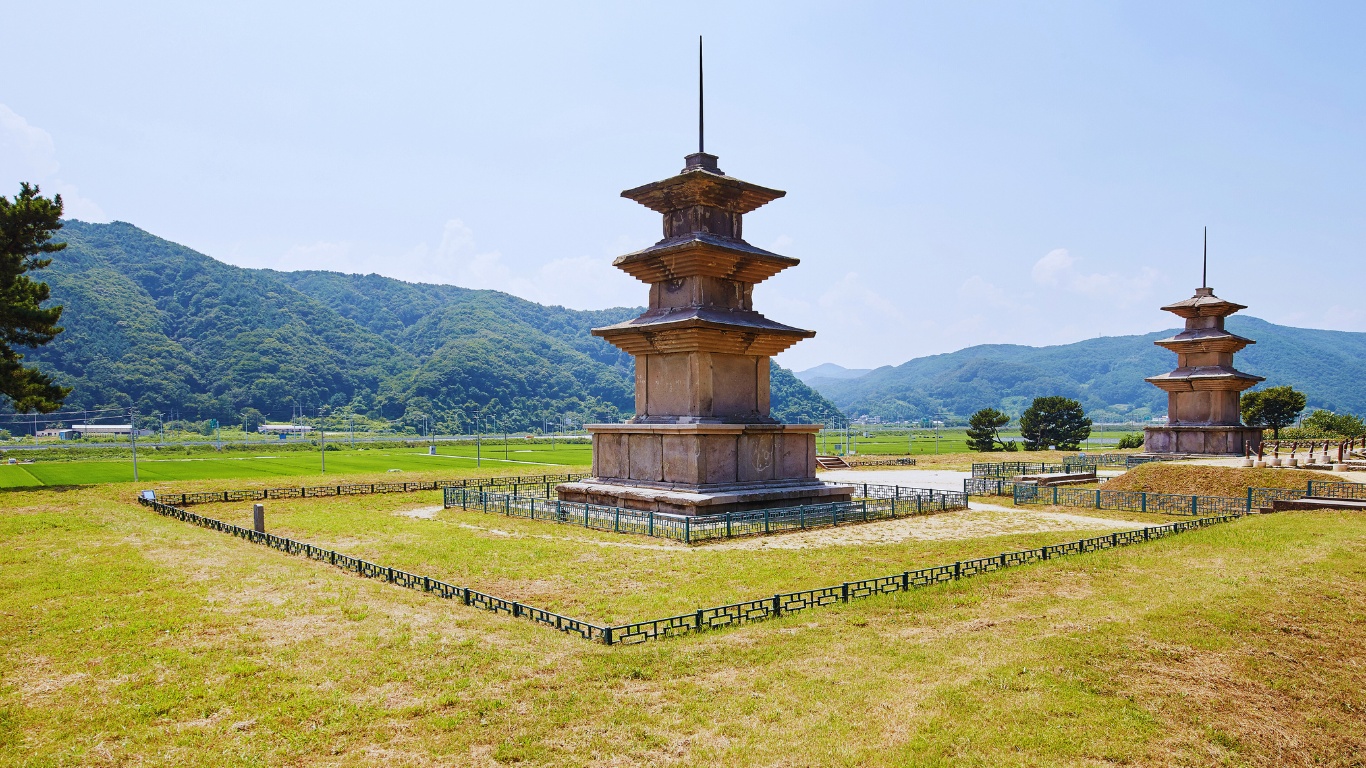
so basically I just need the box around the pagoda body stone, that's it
[556,152,852,515]
[1142,287,1265,455]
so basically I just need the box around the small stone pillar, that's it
[253,503,265,533]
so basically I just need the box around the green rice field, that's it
[818,427,1145,456]
[0,442,592,488]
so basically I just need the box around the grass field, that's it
[819,428,1144,456]
[0,443,592,488]
[2,474,1363,765]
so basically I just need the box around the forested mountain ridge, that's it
[808,316,1366,422]
[17,220,840,430]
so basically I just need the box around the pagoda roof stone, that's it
[1160,287,1247,319]
[621,167,786,215]
[612,233,798,284]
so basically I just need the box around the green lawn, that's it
[190,492,1142,623]
[819,427,1144,456]
[2,480,1361,765]
[0,443,592,487]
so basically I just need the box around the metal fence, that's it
[158,473,588,507]
[970,454,1170,479]
[1307,481,1366,500]
[444,483,970,544]
[136,492,1243,646]
[137,495,608,641]
[1010,480,1366,515]
[964,477,1026,496]
[1013,484,1249,516]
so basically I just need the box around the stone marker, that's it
[253,503,265,533]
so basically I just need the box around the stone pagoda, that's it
[1143,263,1265,455]
[555,149,852,516]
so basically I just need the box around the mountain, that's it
[793,363,873,385]
[13,220,839,430]
[808,316,1366,422]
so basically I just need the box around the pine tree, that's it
[0,183,69,412]
[966,407,1011,452]
[1019,396,1091,451]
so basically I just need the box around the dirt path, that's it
[437,501,1140,552]
[700,502,1139,551]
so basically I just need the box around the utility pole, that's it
[319,407,326,474]
[130,406,139,482]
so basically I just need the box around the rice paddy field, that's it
[817,427,1145,456]
[0,442,592,488]
[2,461,1364,765]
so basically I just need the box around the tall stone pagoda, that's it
[1143,241,1264,455]
[555,147,852,515]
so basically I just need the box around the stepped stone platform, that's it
[1269,497,1366,513]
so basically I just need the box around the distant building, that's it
[36,429,79,440]
[70,424,153,437]
[258,424,314,435]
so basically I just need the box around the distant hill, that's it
[13,220,839,430]
[807,316,1366,422]
[794,363,873,386]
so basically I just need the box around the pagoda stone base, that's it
[556,478,853,516]
[556,422,853,516]
[1143,425,1263,456]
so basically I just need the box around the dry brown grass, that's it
[1104,462,1339,497]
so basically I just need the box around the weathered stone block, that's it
[627,433,663,482]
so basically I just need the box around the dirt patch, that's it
[1105,463,1337,497]
[396,505,442,519]
[697,504,1136,551]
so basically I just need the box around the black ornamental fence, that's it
[136,491,1246,646]
[157,473,587,507]
[1012,480,1366,516]
[443,483,968,544]
[970,454,1170,479]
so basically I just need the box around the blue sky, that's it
[2,2,1362,370]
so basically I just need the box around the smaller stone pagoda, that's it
[1143,283,1264,455]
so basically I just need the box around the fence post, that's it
[1191,495,1197,516]
[614,507,620,533]
[862,499,868,522]
[1095,489,1101,509]
[1246,487,1252,514]
[1053,485,1059,505]
[841,583,849,602]
[604,625,613,645]
[725,511,731,539]
[799,505,805,529]
[685,517,691,545]
[954,561,961,580]
[648,509,654,537]
[901,571,909,591]
[1141,492,1147,513]
[765,508,770,534]
[695,608,704,631]
[773,594,781,617]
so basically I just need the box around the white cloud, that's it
[1030,248,1160,305]
[958,274,1010,306]
[1031,248,1076,286]
[405,219,642,309]
[0,104,59,179]
[0,103,107,221]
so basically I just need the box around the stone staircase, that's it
[815,455,852,470]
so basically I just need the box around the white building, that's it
[258,424,314,435]
[71,424,153,437]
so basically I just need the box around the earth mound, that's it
[1104,462,1337,497]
